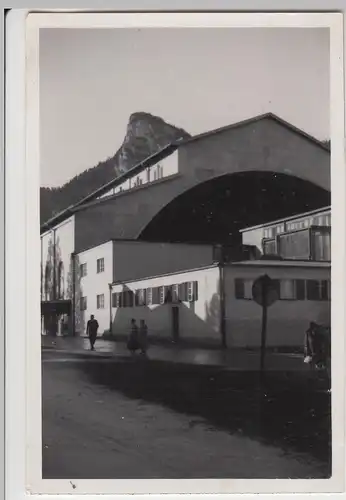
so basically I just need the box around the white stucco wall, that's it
[224,262,331,348]
[96,150,179,200]
[112,240,214,283]
[111,265,220,344]
[76,241,113,334]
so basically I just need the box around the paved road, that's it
[42,351,331,480]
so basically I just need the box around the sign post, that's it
[252,274,279,377]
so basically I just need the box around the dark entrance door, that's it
[172,306,180,343]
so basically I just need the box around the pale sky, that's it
[40,27,330,187]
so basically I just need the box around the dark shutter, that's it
[306,280,319,301]
[112,293,117,308]
[321,280,328,301]
[179,283,188,301]
[234,278,244,299]
[295,280,305,300]
[165,286,172,304]
[152,287,160,305]
[193,281,198,301]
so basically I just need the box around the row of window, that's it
[112,281,198,308]
[80,258,104,278]
[235,278,331,301]
[80,293,105,311]
[263,213,331,239]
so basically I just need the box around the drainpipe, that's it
[71,252,76,336]
[40,236,43,301]
[109,283,113,335]
[219,257,227,349]
[52,228,57,300]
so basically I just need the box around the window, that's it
[80,263,87,277]
[123,290,134,307]
[112,292,121,308]
[97,294,105,309]
[306,280,330,301]
[263,239,276,255]
[279,279,305,300]
[159,286,165,305]
[97,258,105,273]
[187,281,198,302]
[234,279,253,300]
[80,296,87,311]
[138,289,146,306]
[146,287,153,305]
[146,168,151,183]
[172,284,179,303]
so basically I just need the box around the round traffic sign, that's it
[252,274,279,307]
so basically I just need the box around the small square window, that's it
[97,294,105,309]
[80,296,87,311]
[80,263,87,277]
[97,258,104,273]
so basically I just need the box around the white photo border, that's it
[5,9,345,499]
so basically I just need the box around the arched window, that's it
[57,261,64,299]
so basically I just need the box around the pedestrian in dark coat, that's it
[86,314,99,351]
[139,319,148,355]
[127,319,139,355]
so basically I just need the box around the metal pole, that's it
[260,279,268,383]
[109,284,113,335]
[219,262,227,349]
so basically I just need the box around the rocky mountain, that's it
[40,112,191,224]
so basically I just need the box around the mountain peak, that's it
[114,112,191,175]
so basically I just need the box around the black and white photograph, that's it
[18,11,345,496]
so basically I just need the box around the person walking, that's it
[139,319,148,356]
[86,314,99,351]
[127,319,139,356]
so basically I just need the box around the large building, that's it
[41,113,331,344]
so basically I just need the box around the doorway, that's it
[171,306,180,343]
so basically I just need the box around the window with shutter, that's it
[165,286,172,304]
[178,283,188,302]
[187,282,193,302]
[112,293,117,308]
[193,281,198,301]
[306,280,320,301]
[146,288,153,305]
[159,286,165,305]
[295,280,306,300]
[152,287,160,305]
[172,284,179,303]
[280,280,295,300]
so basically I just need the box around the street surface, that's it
[42,346,331,480]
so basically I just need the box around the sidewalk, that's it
[41,335,311,372]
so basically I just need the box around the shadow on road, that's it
[80,357,331,475]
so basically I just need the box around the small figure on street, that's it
[127,319,139,356]
[304,321,330,371]
[86,314,99,351]
[139,319,148,356]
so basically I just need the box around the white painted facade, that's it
[109,260,330,350]
[97,150,179,200]
[75,241,113,335]
[224,261,331,348]
[110,265,221,343]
